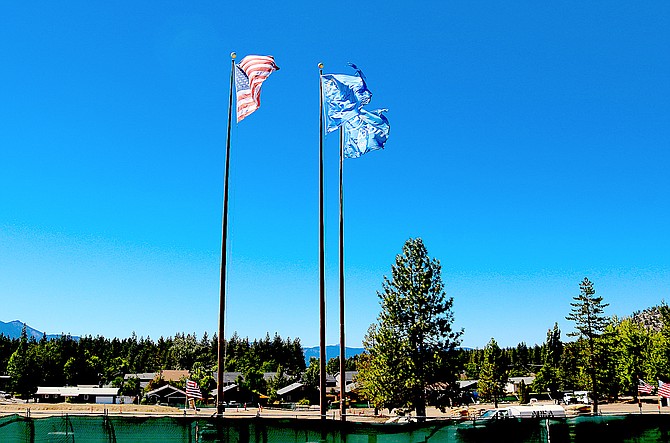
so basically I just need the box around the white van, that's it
[563,391,591,405]
[479,405,566,420]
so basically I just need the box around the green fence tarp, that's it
[2,414,670,443]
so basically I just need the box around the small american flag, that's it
[234,55,279,122]
[185,379,202,399]
[638,379,653,394]
[659,381,670,398]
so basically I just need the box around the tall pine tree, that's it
[478,338,508,407]
[531,323,563,399]
[358,238,462,419]
[566,277,609,414]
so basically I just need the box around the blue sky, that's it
[1,1,668,349]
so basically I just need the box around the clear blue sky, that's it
[1,1,668,349]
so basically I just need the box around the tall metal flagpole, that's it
[339,126,346,421]
[217,51,236,417]
[318,62,327,422]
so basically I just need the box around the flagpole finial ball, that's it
[318,62,324,69]
[231,52,237,60]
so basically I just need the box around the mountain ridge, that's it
[302,345,365,365]
[0,320,75,341]
[1,320,365,363]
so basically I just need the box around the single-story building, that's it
[334,371,358,393]
[145,384,186,406]
[35,386,120,404]
[123,373,156,389]
[209,383,238,398]
[124,370,192,389]
[506,376,535,394]
[277,382,305,403]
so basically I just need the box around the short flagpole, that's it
[339,125,346,422]
[318,62,327,422]
[216,51,236,417]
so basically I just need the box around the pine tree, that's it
[531,323,563,399]
[358,238,462,419]
[6,324,38,399]
[566,277,609,414]
[478,338,508,407]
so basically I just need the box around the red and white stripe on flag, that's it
[639,379,654,394]
[186,379,202,399]
[658,381,670,398]
[234,55,279,122]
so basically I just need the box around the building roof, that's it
[212,372,243,384]
[334,371,358,385]
[277,382,304,396]
[209,383,238,397]
[264,372,301,381]
[36,386,119,396]
[509,376,535,385]
[124,373,156,381]
[159,370,190,382]
[457,380,478,390]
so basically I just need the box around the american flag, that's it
[659,381,670,398]
[638,379,653,394]
[185,379,202,399]
[234,55,279,122]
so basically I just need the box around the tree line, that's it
[356,238,670,419]
[2,238,668,417]
[470,280,670,415]
[1,329,305,400]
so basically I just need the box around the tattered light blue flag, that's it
[343,108,390,158]
[321,64,372,133]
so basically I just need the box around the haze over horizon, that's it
[2,1,668,349]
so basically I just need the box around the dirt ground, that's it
[0,402,181,416]
[0,397,667,422]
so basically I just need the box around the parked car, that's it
[563,391,591,405]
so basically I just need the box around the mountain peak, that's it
[0,320,48,340]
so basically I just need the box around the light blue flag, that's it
[343,108,390,158]
[321,64,372,133]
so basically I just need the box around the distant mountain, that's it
[0,320,74,341]
[303,345,365,365]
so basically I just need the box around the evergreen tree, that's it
[597,324,620,400]
[266,365,295,402]
[614,318,650,398]
[566,277,609,414]
[358,238,462,419]
[6,325,38,398]
[531,323,563,399]
[559,341,583,391]
[508,342,532,376]
[478,338,508,407]
[301,357,321,404]
[326,357,339,376]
